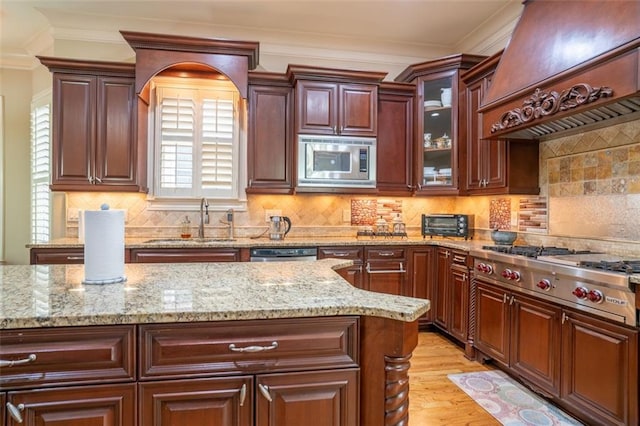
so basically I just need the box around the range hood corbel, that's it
[479,0,640,141]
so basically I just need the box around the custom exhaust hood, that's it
[479,0,640,140]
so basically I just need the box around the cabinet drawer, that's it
[139,317,359,379]
[451,250,469,267]
[30,248,84,265]
[365,247,405,260]
[130,248,240,263]
[318,247,363,261]
[0,325,135,390]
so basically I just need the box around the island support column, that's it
[360,316,419,426]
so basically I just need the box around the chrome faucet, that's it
[198,198,209,238]
[220,208,234,240]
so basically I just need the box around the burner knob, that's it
[509,270,521,281]
[572,287,588,299]
[587,289,604,303]
[476,263,493,274]
[537,279,552,290]
[501,269,512,279]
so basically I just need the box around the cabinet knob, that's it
[6,402,25,423]
[239,383,247,406]
[258,384,273,402]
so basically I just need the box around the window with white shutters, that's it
[30,100,51,243]
[150,78,245,208]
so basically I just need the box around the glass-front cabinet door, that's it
[418,72,458,194]
[395,54,486,196]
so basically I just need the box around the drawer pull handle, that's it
[229,341,278,353]
[6,402,25,423]
[239,383,247,406]
[258,384,273,402]
[0,353,36,368]
[330,252,350,257]
[377,251,396,257]
[365,262,406,274]
[453,255,466,263]
[66,256,84,260]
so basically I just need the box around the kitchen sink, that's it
[143,238,237,244]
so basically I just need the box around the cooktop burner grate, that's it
[580,260,640,274]
[481,245,591,258]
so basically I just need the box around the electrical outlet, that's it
[67,208,79,222]
[342,209,351,222]
[265,209,282,222]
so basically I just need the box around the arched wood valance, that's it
[120,31,259,101]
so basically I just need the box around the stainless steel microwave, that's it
[297,135,376,188]
[422,214,473,240]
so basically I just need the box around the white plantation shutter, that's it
[159,95,195,192]
[30,102,51,243]
[154,81,239,199]
[201,96,235,192]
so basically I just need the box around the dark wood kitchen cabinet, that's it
[1,325,136,425]
[363,247,408,296]
[38,57,141,192]
[560,310,638,426]
[6,384,136,426]
[30,247,85,264]
[255,369,359,426]
[139,376,253,426]
[433,248,471,352]
[295,80,378,137]
[287,65,386,138]
[510,293,562,397]
[376,82,415,195]
[448,251,470,345]
[461,52,539,195]
[139,370,358,426]
[247,72,294,194]
[474,280,562,397]
[138,317,359,426]
[30,247,133,264]
[407,246,436,327]
[318,246,364,289]
[433,247,452,330]
[396,54,485,196]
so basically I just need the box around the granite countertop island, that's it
[0,259,428,329]
[1,259,428,426]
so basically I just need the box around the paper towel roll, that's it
[83,209,126,284]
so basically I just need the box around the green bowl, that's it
[491,230,517,245]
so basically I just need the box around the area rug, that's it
[448,370,583,426]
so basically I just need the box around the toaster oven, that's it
[422,214,472,239]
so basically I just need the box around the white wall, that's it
[0,69,33,264]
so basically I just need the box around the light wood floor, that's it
[409,331,500,425]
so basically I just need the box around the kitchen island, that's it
[0,259,428,426]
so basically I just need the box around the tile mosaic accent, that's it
[518,197,547,234]
[376,199,403,223]
[349,199,403,225]
[350,199,377,225]
[489,198,511,230]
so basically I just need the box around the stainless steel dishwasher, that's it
[249,247,318,262]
